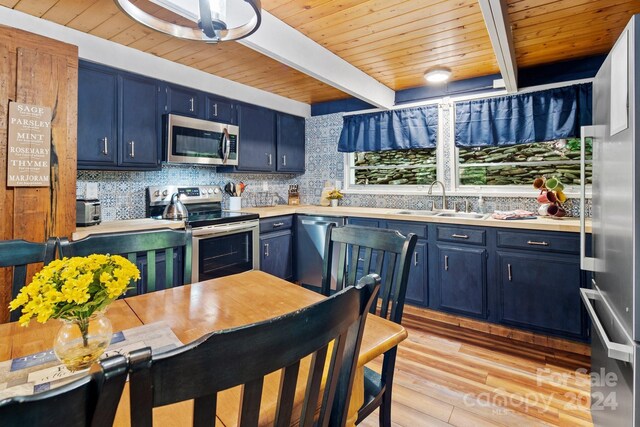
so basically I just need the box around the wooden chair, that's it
[127,274,381,427]
[0,238,56,322]
[59,227,193,295]
[0,354,128,427]
[321,225,418,427]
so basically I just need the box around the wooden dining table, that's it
[1,270,407,426]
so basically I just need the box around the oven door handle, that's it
[192,223,256,237]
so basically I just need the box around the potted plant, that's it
[327,189,344,207]
[9,254,140,371]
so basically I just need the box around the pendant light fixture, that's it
[115,0,262,43]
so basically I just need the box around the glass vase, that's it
[53,311,113,372]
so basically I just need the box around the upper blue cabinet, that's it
[78,61,160,170]
[276,113,305,173]
[206,95,235,124]
[165,84,201,118]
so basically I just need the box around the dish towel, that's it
[491,210,537,220]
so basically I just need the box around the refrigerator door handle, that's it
[580,288,634,363]
[580,125,596,272]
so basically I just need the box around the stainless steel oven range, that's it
[146,185,259,283]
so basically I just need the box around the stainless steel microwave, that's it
[165,114,239,166]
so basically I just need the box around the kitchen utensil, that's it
[538,204,551,216]
[238,182,246,195]
[545,177,564,191]
[533,177,546,189]
[537,191,557,204]
[163,192,189,220]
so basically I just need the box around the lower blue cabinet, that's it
[260,230,293,280]
[497,251,585,338]
[436,245,488,318]
[405,241,427,306]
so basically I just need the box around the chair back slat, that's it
[146,250,156,293]
[59,227,192,296]
[239,377,264,426]
[128,275,380,427]
[379,255,398,319]
[274,361,301,427]
[299,344,328,427]
[193,394,217,426]
[0,355,127,427]
[1,238,56,322]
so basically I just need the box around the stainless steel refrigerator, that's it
[580,14,640,426]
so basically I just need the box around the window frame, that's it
[341,79,594,198]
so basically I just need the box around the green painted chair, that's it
[128,274,381,427]
[0,355,128,427]
[0,238,56,322]
[321,224,418,427]
[59,227,193,295]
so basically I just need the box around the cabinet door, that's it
[497,251,585,338]
[348,217,383,228]
[437,245,487,318]
[260,231,293,280]
[236,104,276,172]
[120,74,159,168]
[405,241,427,306]
[206,95,235,124]
[77,64,118,168]
[276,113,305,172]
[166,84,200,117]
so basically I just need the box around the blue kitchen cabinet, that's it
[77,63,118,168]
[276,113,305,173]
[130,250,184,296]
[260,216,294,280]
[347,217,382,228]
[260,230,293,280]
[436,244,488,318]
[165,83,201,118]
[235,103,276,172]
[119,73,159,168]
[206,95,235,124]
[78,61,161,170]
[496,251,585,339]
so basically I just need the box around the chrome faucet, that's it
[428,180,446,210]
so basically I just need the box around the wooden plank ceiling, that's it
[1,0,639,104]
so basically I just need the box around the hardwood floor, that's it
[360,306,593,427]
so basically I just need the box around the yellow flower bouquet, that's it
[9,254,140,370]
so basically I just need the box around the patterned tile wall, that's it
[77,112,591,221]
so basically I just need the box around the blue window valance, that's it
[454,83,592,147]
[337,105,438,153]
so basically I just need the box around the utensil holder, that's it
[229,197,242,211]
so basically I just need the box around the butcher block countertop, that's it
[73,206,591,238]
[73,218,185,240]
[241,205,591,233]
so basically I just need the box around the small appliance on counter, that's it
[288,184,300,205]
[76,199,101,226]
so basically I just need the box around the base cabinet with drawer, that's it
[346,217,589,341]
[259,215,293,280]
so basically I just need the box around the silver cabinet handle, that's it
[452,234,469,239]
[101,137,108,155]
[189,97,194,112]
[272,222,285,228]
[213,103,218,117]
[267,153,272,166]
[129,141,135,158]
[414,252,418,266]
[508,263,512,281]
[282,154,287,166]
[580,125,596,271]
[527,240,549,246]
[444,255,449,271]
[580,288,633,362]
[264,243,269,257]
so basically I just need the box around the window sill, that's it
[342,186,592,199]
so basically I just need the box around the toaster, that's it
[76,199,101,226]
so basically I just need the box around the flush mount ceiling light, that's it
[424,68,452,84]
[115,0,262,43]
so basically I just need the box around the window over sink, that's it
[346,148,437,188]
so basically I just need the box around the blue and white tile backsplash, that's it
[77,112,591,221]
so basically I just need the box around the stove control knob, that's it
[213,188,221,194]
[153,190,160,197]
[162,190,168,197]
[208,188,213,194]
[201,188,208,197]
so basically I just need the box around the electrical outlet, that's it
[335,180,342,190]
[86,182,98,199]
[262,181,268,191]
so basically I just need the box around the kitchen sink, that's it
[394,210,439,216]
[436,212,490,219]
